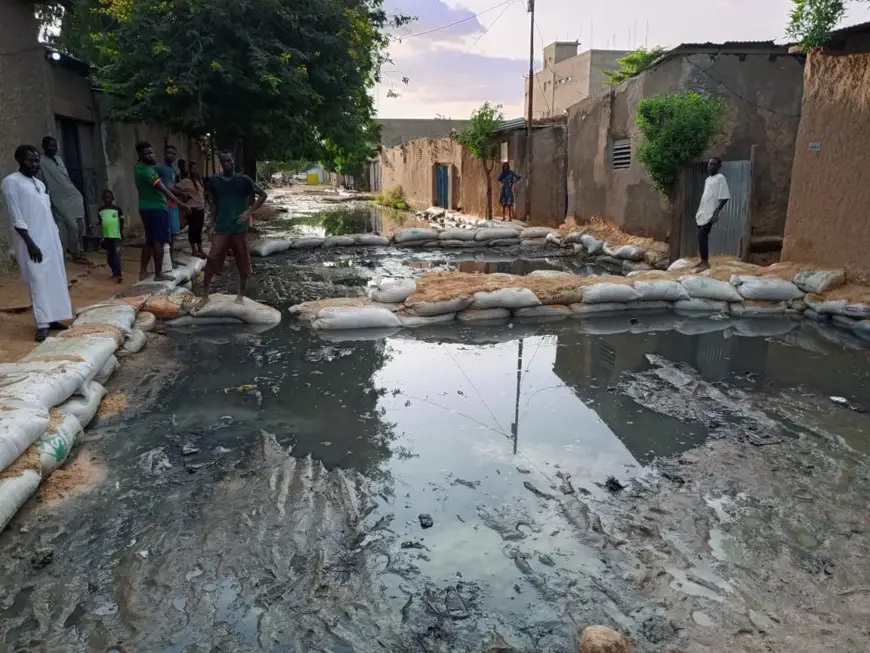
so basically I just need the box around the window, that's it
[611,138,631,169]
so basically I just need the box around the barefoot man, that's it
[195,151,267,309]
[694,157,730,272]
[1,145,73,341]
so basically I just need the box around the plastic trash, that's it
[371,279,417,304]
[0,360,93,410]
[397,312,456,328]
[290,237,325,249]
[312,306,401,330]
[471,288,541,310]
[36,411,82,476]
[457,308,511,323]
[792,269,845,294]
[123,329,148,353]
[55,380,107,429]
[0,469,40,533]
[731,276,804,301]
[250,239,292,256]
[0,403,50,473]
[680,276,742,302]
[405,296,473,317]
[582,283,640,304]
[633,280,690,302]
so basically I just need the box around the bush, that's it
[374,186,408,210]
[635,91,725,196]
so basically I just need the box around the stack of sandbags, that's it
[167,295,282,327]
[393,227,440,248]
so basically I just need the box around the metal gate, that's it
[679,160,751,258]
[435,164,449,208]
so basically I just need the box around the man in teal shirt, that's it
[195,151,267,310]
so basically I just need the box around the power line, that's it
[532,19,552,116]
[458,0,519,61]
[397,0,515,41]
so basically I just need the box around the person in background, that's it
[38,135,89,264]
[178,160,206,257]
[155,144,184,260]
[497,161,521,221]
[98,189,124,283]
[134,141,187,280]
[1,145,73,341]
[194,151,267,310]
[694,157,730,272]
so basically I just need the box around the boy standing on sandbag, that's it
[194,151,267,310]
[694,157,730,272]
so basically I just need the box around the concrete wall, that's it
[376,119,469,148]
[782,45,870,283]
[566,50,803,243]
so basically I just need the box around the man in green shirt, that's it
[195,151,267,309]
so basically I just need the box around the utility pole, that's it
[525,0,535,222]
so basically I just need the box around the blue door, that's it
[435,165,449,208]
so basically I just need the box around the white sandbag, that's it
[520,238,546,248]
[322,235,355,248]
[674,298,729,314]
[457,308,511,323]
[371,279,417,304]
[804,294,847,315]
[844,303,870,319]
[0,403,50,473]
[513,305,571,319]
[405,296,472,317]
[163,265,194,286]
[312,306,401,330]
[440,240,478,248]
[94,356,118,385]
[0,361,93,409]
[545,232,564,247]
[668,258,694,272]
[472,288,541,310]
[250,239,292,256]
[623,261,653,274]
[521,227,556,239]
[23,335,117,374]
[397,312,456,328]
[74,303,138,336]
[36,412,82,476]
[55,381,107,429]
[633,280,689,302]
[439,229,476,241]
[123,328,148,353]
[803,308,828,322]
[0,470,40,533]
[135,311,157,332]
[582,283,640,304]
[851,320,870,341]
[129,279,176,296]
[580,234,604,254]
[732,318,797,337]
[793,269,845,294]
[603,242,646,262]
[488,238,522,247]
[190,295,282,325]
[732,276,804,301]
[474,228,521,242]
[394,228,439,244]
[291,237,325,250]
[371,301,402,312]
[680,276,742,302]
[528,270,574,278]
[787,298,807,313]
[729,301,786,317]
[353,234,391,246]
[832,314,857,329]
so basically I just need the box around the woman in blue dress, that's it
[497,162,521,221]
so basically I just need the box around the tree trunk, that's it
[483,156,495,219]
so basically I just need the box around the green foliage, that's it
[455,102,503,164]
[786,0,855,49]
[635,91,726,195]
[603,47,668,85]
[374,186,407,210]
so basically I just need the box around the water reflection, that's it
[268,203,430,239]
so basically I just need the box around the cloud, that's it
[385,0,485,43]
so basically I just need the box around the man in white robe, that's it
[2,144,73,341]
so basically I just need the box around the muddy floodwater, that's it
[3,198,870,652]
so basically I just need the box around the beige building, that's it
[525,42,630,120]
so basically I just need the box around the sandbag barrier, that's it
[0,255,282,532]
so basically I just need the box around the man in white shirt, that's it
[694,157,730,271]
[1,144,73,341]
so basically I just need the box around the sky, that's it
[375,0,870,119]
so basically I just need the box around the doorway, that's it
[435,164,450,208]
[55,117,100,248]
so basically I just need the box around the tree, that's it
[47,0,408,169]
[603,47,668,85]
[456,102,503,218]
[635,91,725,197]
[786,0,866,49]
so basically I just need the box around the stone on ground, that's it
[578,626,633,653]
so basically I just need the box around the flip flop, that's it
[35,328,49,342]
[48,322,69,331]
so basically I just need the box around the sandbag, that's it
[474,228,521,241]
[570,302,631,316]
[37,411,82,476]
[457,308,511,323]
[832,314,857,329]
[539,288,585,305]
[545,232,564,247]
[312,306,401,330]
[0,403,50,473]
[732,275,804,301]
[733,318,797,337]
[251,239,292,256]
[793,269,845,294]
[190,295,282,325]
[353,234,390,246]
[123,329,148,353]
[582,283,640,304]
[124,279,175,297]
[74,303,138,336]
[405,296,472,317]
[488,238,522,247]
[680,276,742,302]
[55,381,107,429]
[528,270,574,278]
[603,242,646,262]
[513,305,571,319]
[322,235,355,248]
[0,469,40,533]
[729,301,786,317]
[520,239,546,248]
[844,303,870,319]
[441,240,478,248]
[438,228,476,241]
[520,227,556,239]
[668,258,694,272]
[23,335,116,374]
[580,234,604,254]
[852,320,870,341]
[394,228,439,244]
[804,293,847,315]
[135,311,157,332]
[674,298,729,314]
[803,308,828,322]
[143,294,196,320]
[633,280,689,302]
[94,356,118,385]
[472,288,541,310]
[0,361,93,409]
[622,261,653,274]
[289,297,368,322]
[291,237,325,249]
[371,279,417,304]
[397,312,456,328]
